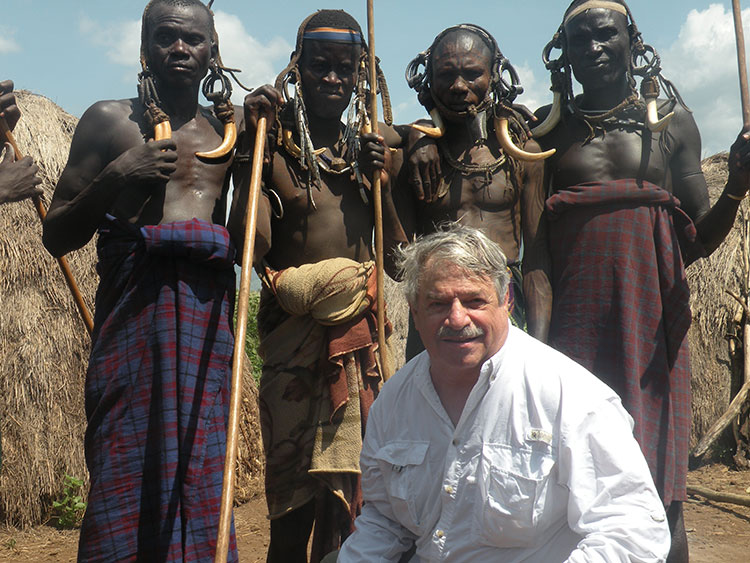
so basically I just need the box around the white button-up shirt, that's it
[339,326,670,562]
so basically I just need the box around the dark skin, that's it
[229,39,401,270]
[0,80,43,205]
[535,9,750,255]
[534,8,750,563]
[43,4,233,257]
[371,30,551,339]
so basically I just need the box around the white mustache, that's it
[437,325,485,339]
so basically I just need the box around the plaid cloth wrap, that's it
[546,179,704,508]
[78,215,238,563]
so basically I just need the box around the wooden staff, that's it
[733,0,750,128]
[0,117,94,336]
[214,116,267,563]
[367,0,390,380]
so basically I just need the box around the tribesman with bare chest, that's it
[229,9,399,563]
[43,1,241,560]
[372,25,552,360]
[532,1,750,560]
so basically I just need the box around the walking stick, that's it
[367,0,391,381]
[733,0,750,128]
[0,117,94,336]
[214,116,267,563]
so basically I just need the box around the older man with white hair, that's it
[338,222,671,562]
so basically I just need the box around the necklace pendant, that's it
[330,157,348,172]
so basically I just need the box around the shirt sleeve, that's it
[338,397,417,562]
[560,396,671,562]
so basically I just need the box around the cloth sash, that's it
[78,215,238,563]
[546,180,702,506]
[258,257,388,558]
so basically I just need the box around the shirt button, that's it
[651,511,666,523]
[444,485,454,494]
[436,529,445,538]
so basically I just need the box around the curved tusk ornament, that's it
[530,91,562,138]
[495,117,555,161]
[154,120,172,141]
[195,122,238,159]
[645,98,674,133]
[411,109,447,138]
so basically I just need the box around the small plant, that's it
[52,474,86,529]
[3,537,16,551]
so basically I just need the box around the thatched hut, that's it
[0,91,263,528]
[687,153,748,462]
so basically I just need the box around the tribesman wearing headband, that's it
[228,9,403,563]
[531,1,750,560]
[365,24,553,358]
[44,1,241,560]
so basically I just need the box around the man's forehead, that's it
[564,0,627,25]
[564,6,628,33]
[435,31,491,56]
[146,2,212,33]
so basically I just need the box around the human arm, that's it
[359,129,413,279]
[0,143,42,204]
[0,81,43,204]
[43,101,176,256]
[561,396,670,562]
[227,87,282,264]
[0,80,21,131]
[520,139,552,341]
[670,107,750,255]
[338,401,417,561]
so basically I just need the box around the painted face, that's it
[145,3,215,88]
[299,40,361,120]
[564,8,631,90]
[430,31,492,114]
[411,261,509,380]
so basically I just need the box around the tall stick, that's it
[733,0,750,128]
[214,116,266,563]
[0,118,94,336]
[367,0,390,380]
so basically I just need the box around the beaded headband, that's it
[302,27,362,44]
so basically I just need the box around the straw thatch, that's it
[0,91,264,528]
[687,153,746,457]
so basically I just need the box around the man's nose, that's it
[450,76,469,93]
[172,38,189,55]
[323,70,341,84]
[446,298,469,327]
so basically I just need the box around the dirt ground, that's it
[0,463,748,562]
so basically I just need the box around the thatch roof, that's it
[688,153,745,455]
[0,91,263,528]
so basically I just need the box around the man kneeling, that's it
[338,223,670,562]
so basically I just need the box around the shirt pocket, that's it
[373,440,429,530]
[476,443,555,548]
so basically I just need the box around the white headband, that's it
[564,1,628,25]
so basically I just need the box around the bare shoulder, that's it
[74,98,141,144]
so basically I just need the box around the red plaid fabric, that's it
[546,180,703,507]
[78,215,238,562]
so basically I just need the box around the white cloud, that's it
[661,4,748,156]
[213,11,291,106]
[0,29,20,54]
[79,17,141,70]
[77,11,291,106]
[515,62,552,116]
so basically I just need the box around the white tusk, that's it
[195,122,238,159]
[411,108,446,138]
[530,91,562,138]
[645,98,674,133]
[154,120,172,141]
[495,117,555,161]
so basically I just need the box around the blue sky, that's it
[1,1,747,156]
